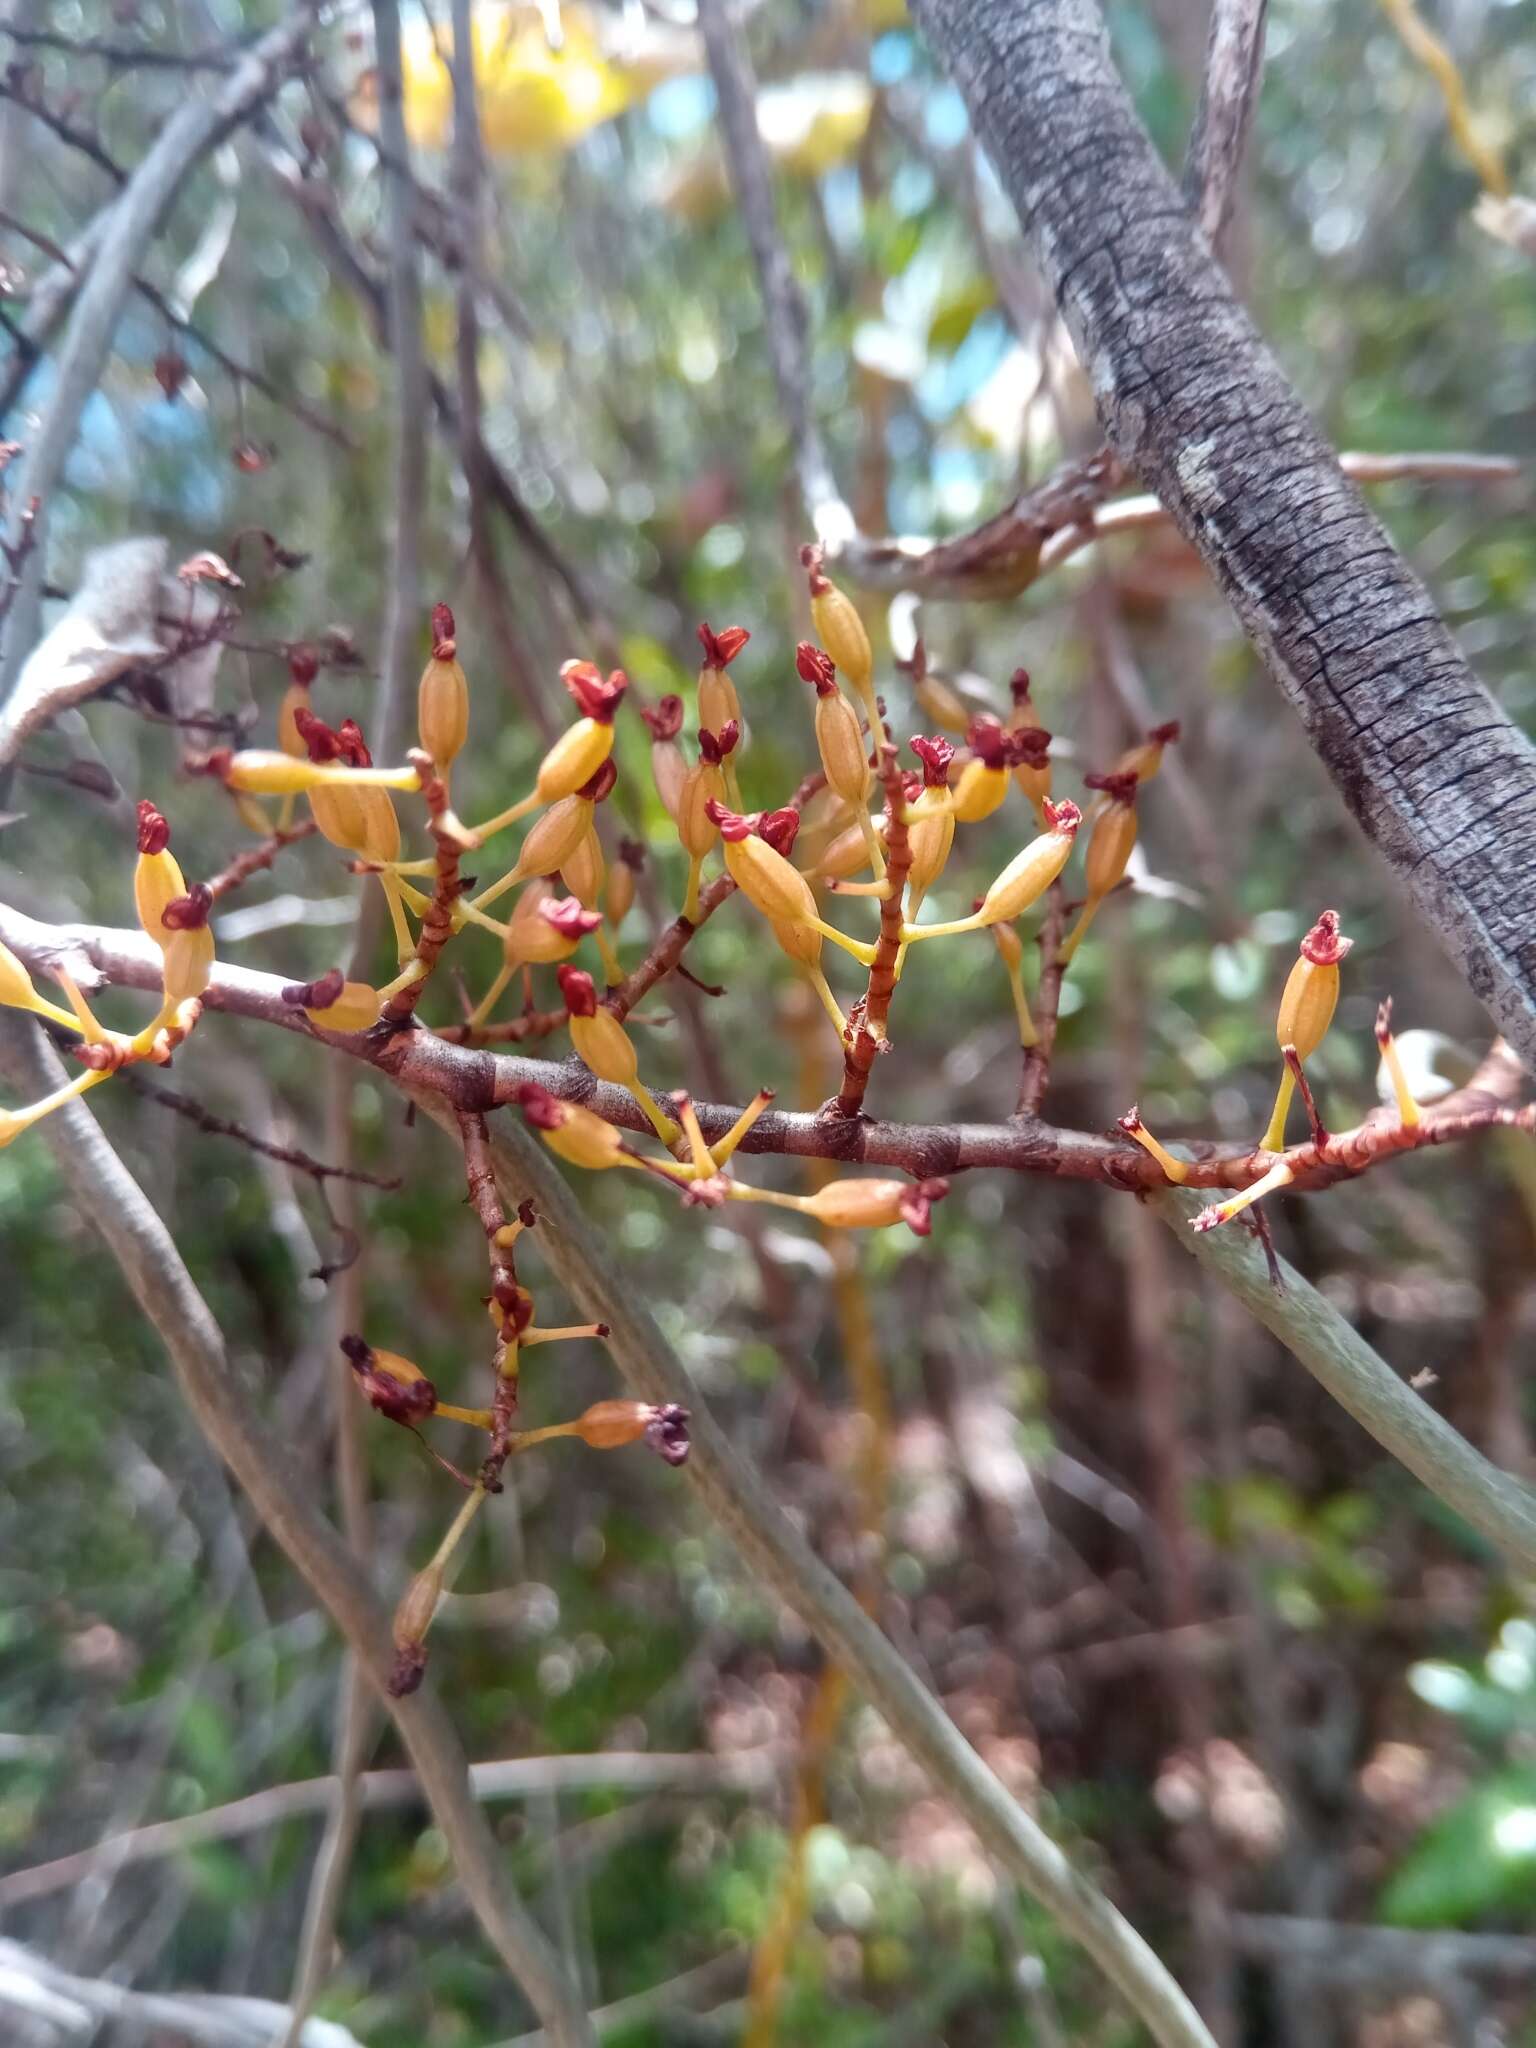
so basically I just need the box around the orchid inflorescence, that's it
[0,568,1455,1686]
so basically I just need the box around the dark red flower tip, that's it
[430,601,456,660]
[1083,770,1138,805]
[516,1080,566,1129]
[287,643,319,688]
[1043,798,1083,834]
[335,717,373,768]
[388,1644,429,1697]
[561,660,628,724]
[282,965,346,1010]
[292,705,340,764]
[578,758,619,804]
[1299,909,1353,967]
[899,770,924,804]
[697,720,740,765]
[799,541,830,594]
[160,883,213,932]
[909,734,956,787]
[644,1402,691,1466]
[1148,720,1181,746]
[898,1176,950,1237]
[640,694,684,742]
[697,622,750,670]
[1009,667,1033,705]
[703,798,752,842]
[341,1334,438,1425]
[557,963,599,1017]
[795,642,837,696]
[965,715,1011,769]
[617,838,646,871]
[136,799,171,856]
[756,806,801,858]
[542,898,604,939]
[1011,726,1052,767]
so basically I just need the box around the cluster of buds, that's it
[0,802,217,1145]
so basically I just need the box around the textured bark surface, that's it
[912,0,1536,1065]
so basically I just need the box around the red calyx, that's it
[292,705,341,764]
[703,798,752,843]
[756,807,801,859]
[909,734,956,787]
[697,622,750,670]
[160,884,213,932]
[1043,798,1083,835]
[641,694,684,742]
[697,723,738,766]
[1148,720,1181,746]
[557,964,599,1017]
[578,759,619,803]
[796,642,837,696]
[898,1177,950,1237]
[516,1081,566,1129]
[1299,909,1353,967]
[966,715,1011,770]
[431,601,457,661]
[799,541,830,595]
[1011,726,1052,767]
[561,660,628,724]
[136,800,171,856]
[287,644,319,688]
[1009,667,1033,706]
[644,1403,691,1467]
[282,966,345,1009]
[1084,771,1139,806]
[335,718,373,768]
[542,898,604,940]
[340,1334,437,1425]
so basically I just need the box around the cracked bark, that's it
[911,0,1536,1067]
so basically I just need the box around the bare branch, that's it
[1183,0,1270,257]
[1157,1186,1536,1575]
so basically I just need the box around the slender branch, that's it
[0,1015,596,2046]
[205,818,318,899]
[118,1070,402,1189]
[370,0,427,743]
[910,0,1536,1068]
[2,901,1529,1195]
[1156,1186,1536,1575]
[423,1101,1218,2048]
[693,0,852,543]
[1183,0,1270,257]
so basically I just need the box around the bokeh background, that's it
[1,0,1534,2041]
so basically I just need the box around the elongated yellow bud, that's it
[222,750,421,796]
[512,793,593,885]
[709,803,818,928]
[161,925,214,1004]
[802,548,872,696]
[134,803,188,943]
[561,823,605,908]
[605,843,641,926]
[536,718,612,804]
[803,1177,948,1233]
[418,604,470,770]
[518,1082,629,1171]
[697,623,749,735]
[1261,910,1353,1151]
[901,801,1081,945]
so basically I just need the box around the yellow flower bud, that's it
[161,926,214,1004]
[561,823,605,909]
[223,750,420,796]
[518,1084,628,1171]
[571,1399,652,1450]
[535,718,613,805]
[134,838,189,946]
[568,1005,639,1088]
[418,604,470,769]
[511,793,593,886]
[1276,910,1351,1060]
[814,684,872,808]
[802,549,872,696]
[803,1176,948,1234]
[605,850,638,926]
[977,803,1081,924]
[677,760,724,860]
[309,781,369,855]
[305,981,383,1031]
[717,816,819,929]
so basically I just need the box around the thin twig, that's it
[205,818,318,899]
[1183,0,1270,258]
[118,1070,402,1189]
[1017,883,1068,1116]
